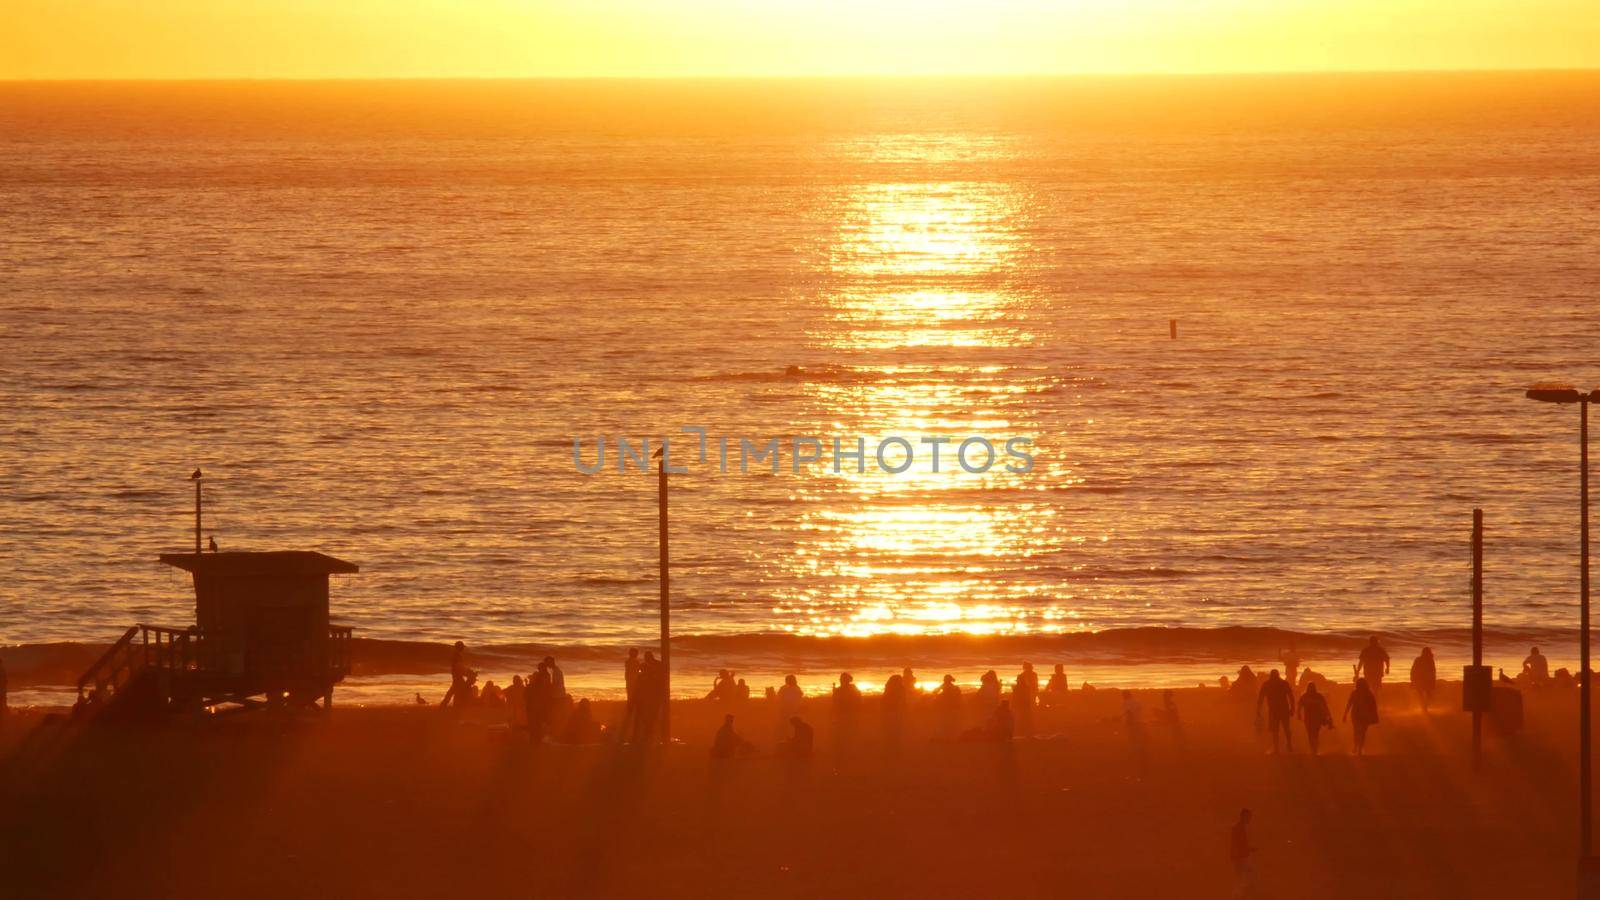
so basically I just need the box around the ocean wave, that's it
[3,624,1575,687]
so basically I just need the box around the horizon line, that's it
[3,66,1599,85]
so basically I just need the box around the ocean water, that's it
[3,73,1599,694]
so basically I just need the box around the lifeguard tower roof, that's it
[159,550,359,576]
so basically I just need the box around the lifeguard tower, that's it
[75,474,357,716]
[76,552,357,716]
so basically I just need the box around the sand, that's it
[0,681,1587,899]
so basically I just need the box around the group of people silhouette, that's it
[439,641,617,744]
[1233,636,1570,756]
[1236,637,1392,756]
[434,636,1573,762]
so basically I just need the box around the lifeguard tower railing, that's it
[76,623,354,707]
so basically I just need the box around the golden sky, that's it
[4,0,1598,79]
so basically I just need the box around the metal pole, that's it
[1582,396,1592,859]
[1473,507,1483,772]
[658,452,671,744]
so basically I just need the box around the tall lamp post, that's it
[653,446,671,744]
[1525,383,1595,885]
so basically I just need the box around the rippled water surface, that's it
[3,74,1599,664]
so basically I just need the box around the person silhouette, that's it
[630,650,665,744]
[960,698,1014,742]
[1296,682,1333,755]
[832,672,862,747]
[881,673,908,743]
[623,648,641,728]
[543,656,566,704]
[1161,689,1185,748]
[562,698,604,744]
[833,673,862,714]
[1230,666,1260,703]
[1256,669,1296,753]
[1523,646,1551,686]
[777,674,804,718]
[1121,690,1148,770]
[1356,636,1390,692]
[1042,663,1068,707]
[505,674,527,727]
[710,714,755,759]
[1278,640,1302,689]
[778,716,814,758]
[441,641,476,709]
[707,669,735,702]
[526,661,552,742]
[479,680,504,706]
[935,675,962,740]
[1013,663,1038,736]
[991,699,1014,741]
[976,670,1002,712]
[902,667,921,696]
[1343,677,1380,755]
[1230,808,1257,897]
[1410,646,1437,711]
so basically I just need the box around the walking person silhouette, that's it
[1343,677,1380,755]
[1297,681,1333,754]
[1255,669,1296,753]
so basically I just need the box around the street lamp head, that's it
[1526,383,1585,404]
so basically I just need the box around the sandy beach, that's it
[0,681,1586,899]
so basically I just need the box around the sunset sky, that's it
[4,0,1598,79]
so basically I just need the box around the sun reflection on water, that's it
[771,140,1077,639]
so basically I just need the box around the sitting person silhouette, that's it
[1522,646,1551,686]
[706,669,735,702]
[961,699,1014,742]
[832,672,863,743]
[561,698,605,744]
[901,667,922,696]
[1041,663,1069,706]
[710,714,757,759]
[479,680,504,706]
[778,716,814,758]
[832,672,863,716]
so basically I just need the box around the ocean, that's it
[3,73,1599,700]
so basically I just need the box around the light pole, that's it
[653,446,670,744]
[1526,383,1595,881]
